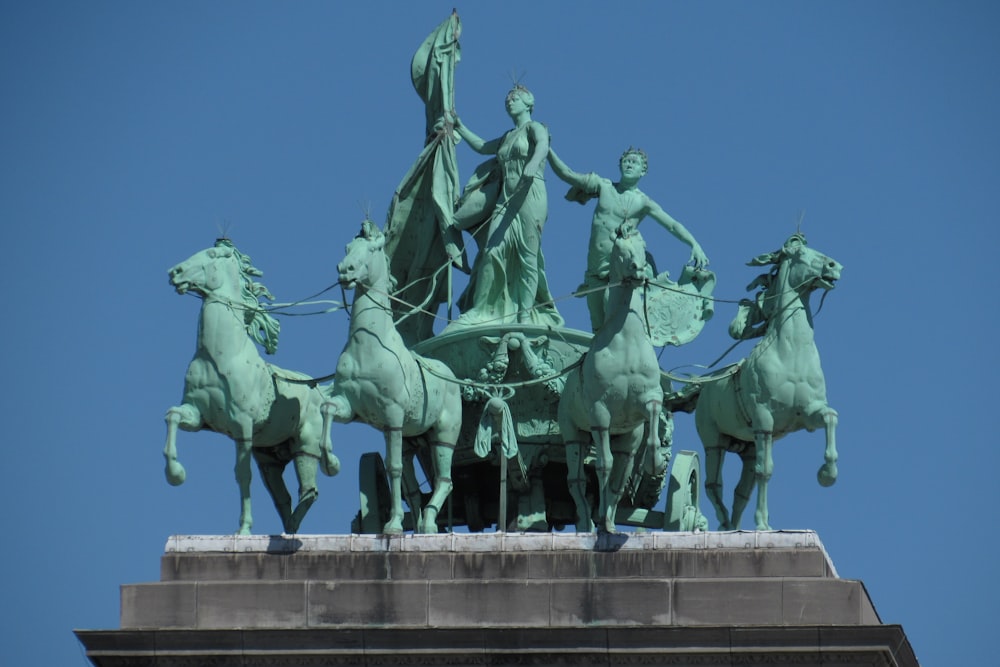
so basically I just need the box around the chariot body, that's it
[352,323,706,535]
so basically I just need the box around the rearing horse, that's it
[164,239,340,535]
[322,220,462,534]
[558,227,663,533]
[694,233,841,530]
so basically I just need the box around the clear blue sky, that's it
[2,2,997,665]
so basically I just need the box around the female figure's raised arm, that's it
[447,111,502,155]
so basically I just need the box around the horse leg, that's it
[253,446,294,533]
[421,442,456,534]
[320,396,352,476]
[288,453,319,534]
[383,424,406,535]
[564,437,594,532]
[400,448,424,531]
[730,446,757,529]
[752,430,774,531]
[817,407,839,487]
[605,428,644,533]
[697,417,733,530]
[164,404,201,486]
[234,433,254,535]
[591,425,615,534]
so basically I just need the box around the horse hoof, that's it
[817,464,838,487]
[382,522,404,535]
[322,454,341,477]
[165,462,187,486]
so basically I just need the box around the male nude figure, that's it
[548,147,709,331]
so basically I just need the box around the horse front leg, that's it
[320,396,352,476]
[817,407,839,487]
[591,425,615,534]
[383,425,406,535]
[753,430,774,531]
[234,432,255,535]
[605,427,644,533]
[164,404,201,486]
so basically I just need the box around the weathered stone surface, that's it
[80,532,918,666]
[77,625,919,666]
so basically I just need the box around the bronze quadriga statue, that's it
[162,13,840,535]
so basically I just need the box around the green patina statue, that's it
[161,14,842,536]
[693,233,841,530]
[164,239,340,535]
[558,227,665,533]
[547,147,709,332]
[321,220,462,535]
[443,87,564,329]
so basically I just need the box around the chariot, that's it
[351,323,706,534]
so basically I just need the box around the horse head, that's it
[609,225,650,285]
[748,233,842,298]
[168,239,280,354]
[169,239,245,298]
[338,219,392,292]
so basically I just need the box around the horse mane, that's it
[728,233,807,341]
[217,239,281,355]
[357,219,398,292]
[728,283,771,340]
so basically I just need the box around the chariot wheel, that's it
[665,450,705,531]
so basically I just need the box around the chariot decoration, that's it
[162,14,841,537]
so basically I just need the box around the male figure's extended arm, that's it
[646,199,709,267]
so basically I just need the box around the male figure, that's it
[548,147,709,331]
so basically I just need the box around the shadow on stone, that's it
[266,536,304,554]
[594,532,628,552]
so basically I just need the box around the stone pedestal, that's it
[76,531,918,666]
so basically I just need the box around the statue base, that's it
[76,531,918,666]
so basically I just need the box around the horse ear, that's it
[747,251,779,267]
[783,233,806,252]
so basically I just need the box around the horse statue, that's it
[558,227,664,533]
[694,233,841,530]
[321,220,463,534]
[163,239,341,535]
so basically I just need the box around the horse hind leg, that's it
[564,438,595,532]
[288,453,320,534]
[698,420,734,530]
[401,448,424,531]
[420,441,456,534]
[730,445,757,529]
[253,446,295,532]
